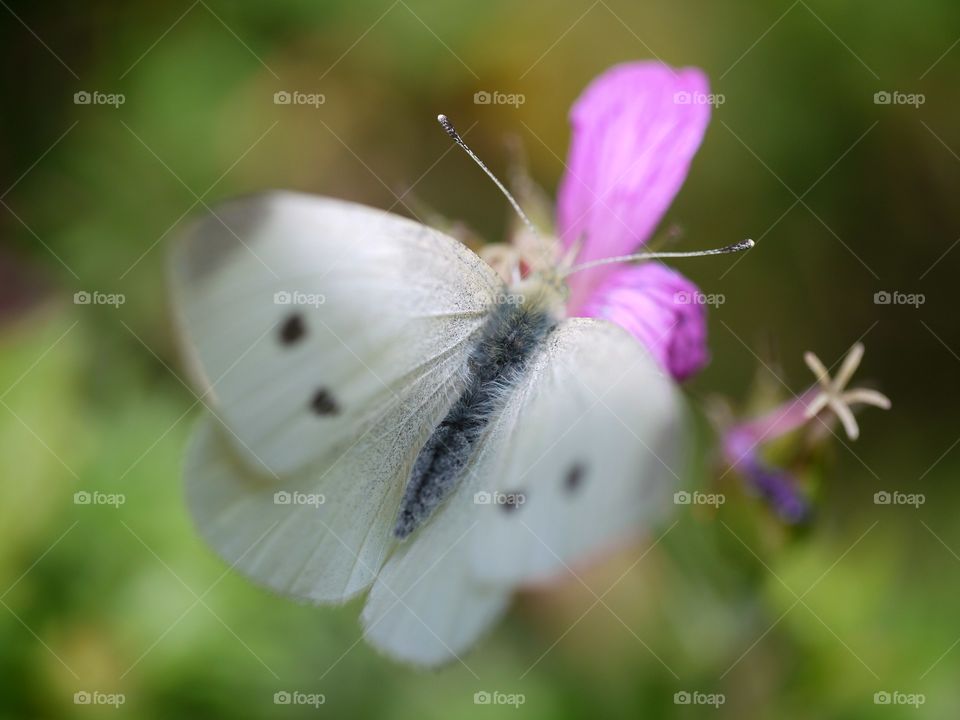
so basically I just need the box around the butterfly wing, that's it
[173,192,502,602]
[361,317,685,664]
[470,317,685,584]
[171,191,500,475]
[185,416,402,602]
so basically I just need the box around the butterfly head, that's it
[513,267,569,319]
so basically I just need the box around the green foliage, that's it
[2,0,958,717]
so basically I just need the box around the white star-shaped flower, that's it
[803,342,891,440]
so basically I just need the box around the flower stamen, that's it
[802,343,891,440]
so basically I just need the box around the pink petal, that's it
[557,62,712,312]
[579,263,709,381]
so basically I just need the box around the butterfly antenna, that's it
[562,239,755,278]
[437,114,539,238]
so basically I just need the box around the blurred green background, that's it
[2,0,959,717]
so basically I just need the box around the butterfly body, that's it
[393,282,561,538]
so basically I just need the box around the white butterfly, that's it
[168,177,700,666]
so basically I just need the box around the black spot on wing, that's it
[279,313,306,345]
[564,463,586,493]
[310,388,339,415]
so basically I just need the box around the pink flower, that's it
[557,62,713,380]
[722,394,817,522]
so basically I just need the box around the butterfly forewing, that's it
[171,192,501,476]
[467,318,685,585]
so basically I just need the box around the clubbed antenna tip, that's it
[435,112,539,238]
[437,114,458,139]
